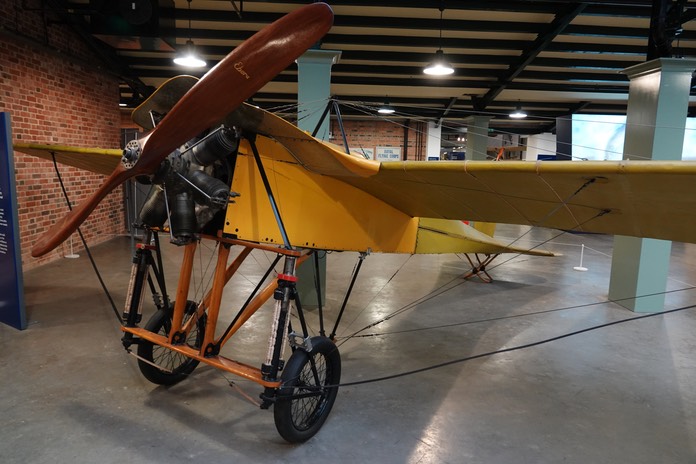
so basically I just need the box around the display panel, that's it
[571,114,696,161]
[0,113,27,330]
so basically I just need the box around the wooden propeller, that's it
[31,3,334,257]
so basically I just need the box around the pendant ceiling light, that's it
[423,4,454,76]
[509,104,528,119]
[174,0,206,68]
[378,101,396,114]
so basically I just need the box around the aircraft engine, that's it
[137,125,240,245]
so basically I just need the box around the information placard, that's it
[375,146,401,162]
[0,113,27,330]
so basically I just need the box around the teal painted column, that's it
[295,48,341,308]
[297,49,341,140]
[608,58,696,312]
[465,116,491,160]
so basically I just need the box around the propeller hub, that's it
[122,139,142,169]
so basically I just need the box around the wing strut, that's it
[246,134,292,249]
[329,251,368,341]
[311,99,351,155]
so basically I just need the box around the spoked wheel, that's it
[273,336,341,443]
[137,300,206,386]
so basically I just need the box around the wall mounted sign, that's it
[375,146,401,162]
[0,113,27,330]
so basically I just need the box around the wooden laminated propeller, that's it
[31,2,334,257]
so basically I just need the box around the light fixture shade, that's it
[173,40,206,68]
[424,49,454,76]
[509,105,528,119]
[378,101,396,114]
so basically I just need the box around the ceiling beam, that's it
[123,57,631,83]
[183,0,655,16]
[473,2,588,111]
[158,5,696,41]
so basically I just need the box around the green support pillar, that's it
[295,48,341,308]
[608,58,696,312]
[465,115,491,160]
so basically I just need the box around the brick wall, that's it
[1,1,124,269]
[329,119,427,161]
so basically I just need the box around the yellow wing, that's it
[347,160,696,244]
[13,143,122,176]
[226,104,696,245]
[414,218,550,256]
[227,137,554,255]
[223,118,552,255]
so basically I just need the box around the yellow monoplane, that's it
[13,2,696,442]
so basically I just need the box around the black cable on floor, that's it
[50,153,123,324]
[345,285,696,339]
[316,302,696,390]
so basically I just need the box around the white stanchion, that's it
[64,235,80,259]
[573,243,588,272]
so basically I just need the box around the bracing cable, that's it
[332,302,696,388]
[50,153,122,324]
[336,254,414,342]
[337,210,608,344]
[284,302,696,392]
[345,286,696,339]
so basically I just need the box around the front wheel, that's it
[136,301,206,386]
[273,336,341,443]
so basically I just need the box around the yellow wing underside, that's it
[13,143,121,176]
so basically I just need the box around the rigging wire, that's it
[336,194,611,344]
[326,302,696,389]
[336,254,414,342]
[50,153,122,324]
[336,273,465,346]
[343,286,696,339]
[252,96,696,183]
[262,98,690,163]
[334,99,680,162]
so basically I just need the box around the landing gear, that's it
[120,127,365,442]
[136,300,207,385]
[273,336,341,443]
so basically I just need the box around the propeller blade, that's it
[31,165,131,257]
[31,3,334,257]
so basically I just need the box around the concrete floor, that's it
[2,225,696,463]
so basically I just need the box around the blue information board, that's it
[0,113,27,330]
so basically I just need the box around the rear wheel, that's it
[137,301,206,386]
[273,336,341,443]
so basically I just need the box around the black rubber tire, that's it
[273,336,341,443]
[136,301,206,386]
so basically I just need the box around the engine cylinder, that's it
[138,186,167,228]
[187,170,230,207]
[191,126,238,166]
[170,192,196,244]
